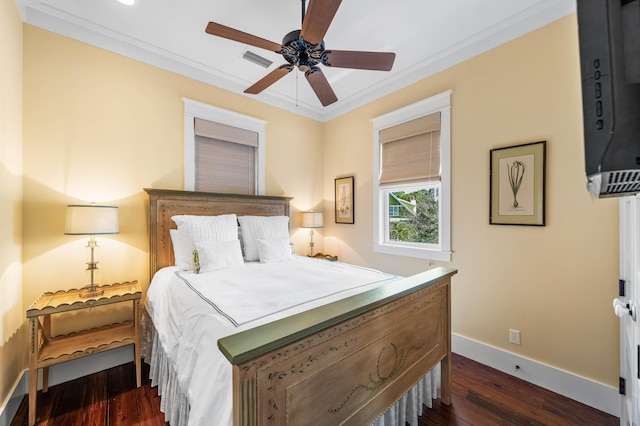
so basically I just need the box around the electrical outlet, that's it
[509,329,521,345]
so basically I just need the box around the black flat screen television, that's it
[577,0,640,197]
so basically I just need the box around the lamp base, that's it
[307,253,338,261]
[79,285,104,298]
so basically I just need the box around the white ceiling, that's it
[16,0,575,121]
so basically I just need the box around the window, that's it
[372,90,452,261]
[194,118,257,194]
[183,98,266,194]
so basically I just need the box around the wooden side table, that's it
[26,281,141,426]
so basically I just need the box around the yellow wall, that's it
[323,15,620,386]
[0,0,24,413]
[22,26,324,332]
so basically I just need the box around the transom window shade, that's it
[195,136,256,194]
[194,118,258,195]
[379,112,441,186]
[195,118,258,147]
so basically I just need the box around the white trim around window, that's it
[372,90,452,262]
[182,98,266,195]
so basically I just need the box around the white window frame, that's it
[372,90,452,261]
[183,98,266,194]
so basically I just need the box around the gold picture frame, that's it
[490,141,546,226]
[335,176,354,224]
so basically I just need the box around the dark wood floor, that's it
[11,362,167,426]
[419,354,618,426]
[11,353,618,425]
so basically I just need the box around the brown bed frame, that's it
[145,188,456,426]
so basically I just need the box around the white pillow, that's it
[169,229,194,271]
[256,238,293,263]
[237,216,290,261]
[196,240,244,272]
[171,214,238,270]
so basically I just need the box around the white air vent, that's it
[601,170,640,197]
[242,51,273,68]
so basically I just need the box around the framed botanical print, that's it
[335,176,354,224]
[490,141,546,226]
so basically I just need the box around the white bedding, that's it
[146,256,439,425]
[172,258,397,326]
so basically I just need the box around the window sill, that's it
[373,243,451,262]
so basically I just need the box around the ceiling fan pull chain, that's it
[301,0,306,26]
[296,70,299,107]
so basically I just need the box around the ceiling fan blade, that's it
[322,50,396,71]
[300,0,342,46]
[244,65,293,94]
[305,68,338,106]
[206,22,282,52]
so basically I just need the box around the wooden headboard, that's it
[144,188,291,276]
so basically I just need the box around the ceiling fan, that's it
[205,0,396,107]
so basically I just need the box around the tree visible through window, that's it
[388,187,439,244]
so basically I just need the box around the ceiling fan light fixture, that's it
[282,30,302,47]
[242,51,273,69]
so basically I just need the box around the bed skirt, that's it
[141,311,440,426]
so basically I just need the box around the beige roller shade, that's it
[379,112,441,186]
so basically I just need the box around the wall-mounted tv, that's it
[577,0,640,198]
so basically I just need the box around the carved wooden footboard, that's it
[219,267,455,425]
[145,188,456,426]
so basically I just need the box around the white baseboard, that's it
[452,333,620,417]
[0,373,27,426]
[0,346,134,425]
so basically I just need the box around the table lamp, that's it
[300,211,323,256]
[65,205,119,297]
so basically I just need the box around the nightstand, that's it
[26,281,141,426]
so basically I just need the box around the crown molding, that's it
[19,0,575,122]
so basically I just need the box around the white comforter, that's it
[146,256,399,426]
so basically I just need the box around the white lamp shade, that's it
[65,205,119,235]
[301,211,324,228]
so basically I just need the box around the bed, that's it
[143,188,456,425]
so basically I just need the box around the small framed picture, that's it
[335,176,354,224]
[490,141,546,226]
